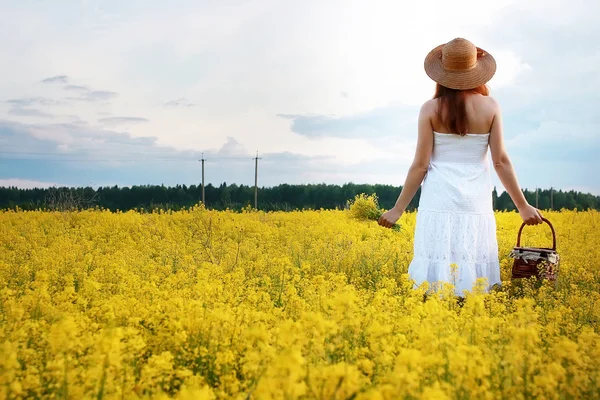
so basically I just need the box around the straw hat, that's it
[424,38,496,90]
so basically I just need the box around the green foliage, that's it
[0,183,597,213]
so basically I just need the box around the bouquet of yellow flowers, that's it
[347,193,401,231]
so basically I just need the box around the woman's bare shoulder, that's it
[420,98,438,116]
[477,94,501,112]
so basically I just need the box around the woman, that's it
[378,38,543,296]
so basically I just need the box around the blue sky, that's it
[0,0,599,194]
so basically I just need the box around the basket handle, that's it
[516,217,557,250]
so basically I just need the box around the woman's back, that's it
[430,93,497,135]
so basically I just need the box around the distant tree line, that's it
[0,183,598,212]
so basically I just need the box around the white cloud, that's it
[488,51,533,90]
[164,98,195,107]
[0,1,522,145]
[98,116,149,126]
[0,0,596,193]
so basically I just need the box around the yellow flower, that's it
[0,208,598,398]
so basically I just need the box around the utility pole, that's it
[200,153,206,205]
[535,187,539,208]
[253,151,262,209]
[550,187,554,210]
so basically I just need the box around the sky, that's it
[0,0,599,194]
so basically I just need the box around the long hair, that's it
[433,83,489,135]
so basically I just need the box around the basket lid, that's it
[513,246,557,253]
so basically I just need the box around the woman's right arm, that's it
[488,99,543,225]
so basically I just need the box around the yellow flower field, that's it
[0,206,599,399]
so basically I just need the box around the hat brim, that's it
[424,44,496,90]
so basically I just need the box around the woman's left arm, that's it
[378,101,434,228]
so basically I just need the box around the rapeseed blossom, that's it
[0,207,598,399]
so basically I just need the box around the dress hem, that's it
[408,258,501,296]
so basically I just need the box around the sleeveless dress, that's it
[407,131,501,296]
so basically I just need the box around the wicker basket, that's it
[509,218,559,281]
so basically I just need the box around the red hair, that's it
[433,83,489,135]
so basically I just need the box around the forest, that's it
[1,183,598,212]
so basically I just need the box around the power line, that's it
[0,154,257,162]
[2,157,199,162]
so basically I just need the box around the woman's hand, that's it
[378,208,403,229]
[518,204,544,225]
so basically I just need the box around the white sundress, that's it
[408,131,501,296]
